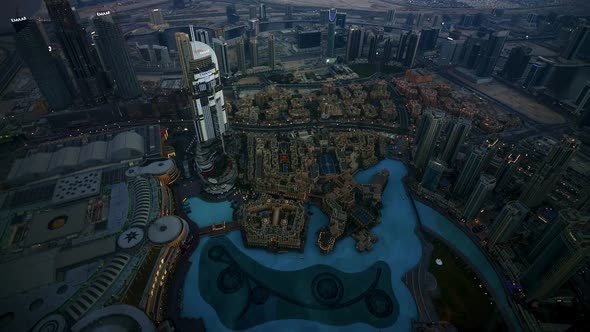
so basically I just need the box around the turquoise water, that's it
[183,159,422,331]
[182,159,520,331]
[415,201,521,331]
[185,198,233,227]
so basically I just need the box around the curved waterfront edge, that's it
[404,179,523,332]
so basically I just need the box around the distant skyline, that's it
[0,0,41,34]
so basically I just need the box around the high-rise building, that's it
[454,146,486,196]
[404,31,421,68]
[414,109,445,170]
[574,81,590,115]
[416,13,424,28]
[249,36,259,67]
[336,12,347,28]
[268,34,276,70]
[432,15,441,28]
[345,26,362,63]
[476,30,509,77]
[501,46,531,82]
[367,32,378,64]
[437,38,463,66]
[226,5,239,24]
[194,28,211,45]
[12,17,72,110]
[521,209,590,300]
[418,27,440,51]
[382,38,393,63]
[259,3,268,21]
[526,209,587,263]
[44,0,106,103]
[495,153,520,192]
[561,25,590,61]
[386,9,396,25]
[520,135,580,207]
[236,37,247,72]
[248,19,260,37]
[522,60,549,90]
[176,27,228,172]
[487,201,528,247]
[421,159,446,191]
[319,9,329,25]
[249,5,257,20]
[137,43,155,62]
[152,45,170,64]
[463,174,496,221]
[397,31,410,61]
[440,118,471,166]
[326,22,336,58]
[405,13,415,26]
[93,11,141,99]
[212,38,230,77]
[149,9,165,26]
[285,5,293,20]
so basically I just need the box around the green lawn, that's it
[349,64,377,78]
[429,239,506,331]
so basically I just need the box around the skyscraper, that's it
[326,23,336,58]
[248,19,260,37]
[285,5,293,20]
[249,36,259,67]
[501,46,531,81]
[574,81,590,115]
[487,201,528,247]
[176,27,228,173]
[44,0,106,103]
[475,30,509,77]
[12,17,72,110]
[149,9,165,26]
[226,4,239,24]
[336,12,347,28]
[397,31,410,61]
[437,39,463,66]
[268,34,276,70]
[522,61,549,90]
[463,174,496,221]
[414,109,445,170]
[440,118,471,166]
[259,3,268,21]
[382,38,393,63]
[520,135,580,207]
[418,27,440,51]
[366,32,378,64]
[404,31,421,68]
[212,38,230,77]
[249,5,257,20]
[454,146,486,196]
[93,11,141,99]
[561,25,590,61]
[432,15,441,28]
[386,9,396,25]
[521,209,590,300]
[421,159,446,191]
[345,26,362,63]
[495,153,521,192]
[236,37,247,72]
[194,29,211,45]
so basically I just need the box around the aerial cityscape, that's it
[0,0,589,331]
